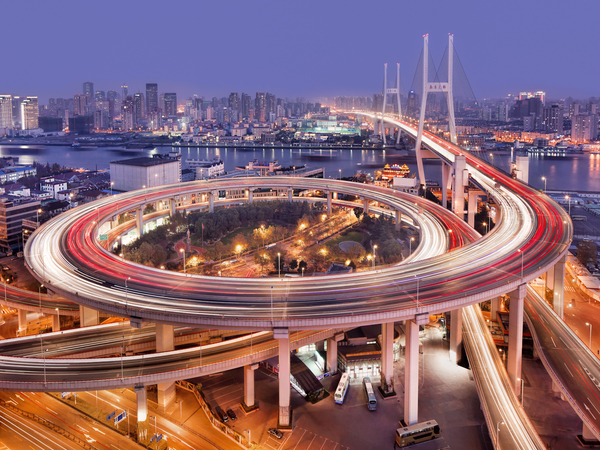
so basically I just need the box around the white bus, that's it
[363,377,377,411]
[395,420,440,448]
[334,373,350,404]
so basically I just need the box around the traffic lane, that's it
[0,403,82,450]
[526,292,600,432]
[0,391,139,450]
[562,276,600,357]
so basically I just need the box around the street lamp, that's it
[110,182,114,195]
[339,169,342,180]
[517,249,524,280]
[496,420,505,450]
[372,244,377,268]
[541,176,546,192]
[301,267,305,277]
[55,307,59,329]
[277,253,281,278]
[38,284,43,312]
[586,322,592,349]
[409,237,414,254]
[565,195,571,215]
[37,208,42,225]
[517,377,524,404]
[180,248,186,273]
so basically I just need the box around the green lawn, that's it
[326,230,365,248]
[220,227,256,246]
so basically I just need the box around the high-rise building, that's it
[228,92,240,113]
[146,83,158,114]
[83,82,94,100]
[107,90,118,120]
[74,94,88,116]
[266,93,276,116]
[572,114,599,143]
[540,104,563,133]
[241,93,251,119]
[20,97,39,130]
[0,95,13,129]
[255,93,266,122]
[133,93,145,122]
[163,93,177,117]
[94,91,106,102]
[121,96,135,130]
[121,85,128,100]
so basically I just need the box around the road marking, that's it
[306,434,317,449]
[92,427,105,435]
[319,438,329,450]
[550,336,557,348]
[293,429,307,450]
[46,408,57,415]
[588,398,600,415]
[14,395,24,402]
[564,363,574,378]
[76,424,89,433]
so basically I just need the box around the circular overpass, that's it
[25,122,572,331]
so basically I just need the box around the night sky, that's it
[4,0,599,102]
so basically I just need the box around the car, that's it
[267,428,283,439]
[215,406,228,423]
[226,408,237,420]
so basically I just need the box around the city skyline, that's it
[3,0,599,102]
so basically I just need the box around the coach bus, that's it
[395,420,440,447]
[363,377,377,411]
[334,373,350,404]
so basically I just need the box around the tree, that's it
[289,259,298,271]
[298,260,308,273]
[577,240,598,267]
[254,251,270,273]
[353,207,363,221]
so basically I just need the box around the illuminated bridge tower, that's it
[379,63,403,146]
[414,34,457,188]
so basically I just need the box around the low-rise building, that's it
[0,196,41,252]
[110,153,182,191]
[187,157,224,180]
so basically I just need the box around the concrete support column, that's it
[18,309,27,331]
[363,198,369,215]
[508,284,526,395]
[381,322,395,394]
[156,324,175,411]
[136,207,143,237]
[287,188,293,202]
[546,267,555,293]
[467,191,478,228]
[135,385,148,442]
[404,319,419,425]
[395,210,401,232]
[583,423,597,441]
[515,156,529,184]
[209,190,216,213]
[449,308,463,364]
[274,328,291,428]
[79,305,99,327]
[248,189,253,202]
[490,297,501,322]
[326,191,332,214]
[169,198,175,217]
[552,254,566,319]
[326,333,343,374]
[52,314,60,332]
[441,162,451,209]
[242,364,259,412]
[452,155,467,220]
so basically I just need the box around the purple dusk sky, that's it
[3,0,599,103]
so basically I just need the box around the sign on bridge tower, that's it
[378,63,403,145]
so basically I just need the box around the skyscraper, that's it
[133,93,145,122]
[74,94,88,116]
[121,85,128,100]
[83,82,94,100]
[241,93,251,119]
[255,93,266,122]
[20,96,39,130]
[163,93,177,117]
[0,95,13,129]
[146,83,158,113]
[94,91,106,102]
[228,92,240,112]
[572,114,599,143]
[121,96,134,130]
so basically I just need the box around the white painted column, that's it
[381,322,395,390]
[169,198,175,217]
[326,191,332,214]
[136,207,143,237]
[242,364,259,411]
[18,309,27,331]
[452,155,467,220]
[515,156,529,184]
[395,210,401,232]
[490,297,501,322]
[508,284,526,395]
[404,319,419,425]
[441,162,450,209]
[248,189,253,202]
[552,254,566,319]
[363,198,369,215]
[467,191,478,228]
[156,324,175,412]
[209,190,216,213]
[135,385,148,441]
[79,305,99,327]
[287,188,293,202]
[449,308,463,364]
[52,314,60,332]
[274,328,291,428]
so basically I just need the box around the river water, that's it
[0,144,599,193]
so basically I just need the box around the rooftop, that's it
[111,156,179,167]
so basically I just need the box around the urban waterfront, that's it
[2,143,600,192]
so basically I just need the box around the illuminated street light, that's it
[541,176,546,192]
[586,322,592,349]
[180,248,186,273]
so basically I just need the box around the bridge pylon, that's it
[415,34,457,188]
[379,63,403,145]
